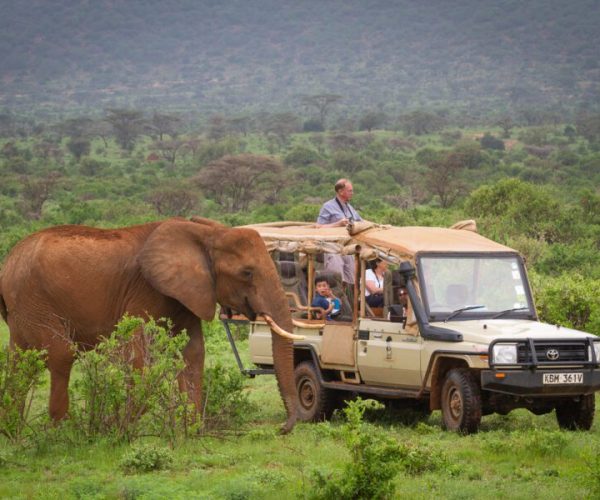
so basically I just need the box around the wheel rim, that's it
[448,386,463,422]
[298,376,316,410]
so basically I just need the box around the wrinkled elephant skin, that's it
[0,217,297,433]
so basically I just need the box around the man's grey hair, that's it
[334,178,350,193]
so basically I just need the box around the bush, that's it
[480,133,505,151]
[530,273,600,335]
[119,444,174,473]
[284,146,321,166]
[202,362,255,431]
[309,399,404,500]
[303,119,325,132]
[71,315,197,442]
[0,346,46,442]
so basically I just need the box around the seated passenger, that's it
[365,258,388,308]
[311,276,341,320]
[398,286,408,316]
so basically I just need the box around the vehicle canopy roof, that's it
[242,220,517,263]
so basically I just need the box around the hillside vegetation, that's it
[1,0,599,115]
[1,111,599,333]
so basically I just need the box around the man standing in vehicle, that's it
[316,178,362,285]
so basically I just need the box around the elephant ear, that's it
[138,219,217,320]
[189,216,226,228]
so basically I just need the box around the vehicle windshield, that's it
[418,254,535,321]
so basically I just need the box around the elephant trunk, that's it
[264,299,298,434]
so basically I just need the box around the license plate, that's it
[543,373,583,384]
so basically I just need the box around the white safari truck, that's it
[222,221,600,433]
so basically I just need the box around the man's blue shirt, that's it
[317,197,362,225]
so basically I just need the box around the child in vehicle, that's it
[311,276,341,320]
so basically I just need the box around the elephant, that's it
[0,217,299,433]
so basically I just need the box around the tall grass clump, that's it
[0,345,46,442]
[582,444,600,498]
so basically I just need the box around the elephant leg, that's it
[128,325,147,370]
[47,347,75,421]
[178,326,205,413]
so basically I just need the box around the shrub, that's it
[202,362,255,431]
[0,346,46,442]
[70,315,197,442]
[530,273,600,335]
[480,133,505,151]
[284,146,321,166]
[303,119,325,132]
[309,399,404,500]
[119,444,174,473]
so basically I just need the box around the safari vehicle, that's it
[223,220,600,433]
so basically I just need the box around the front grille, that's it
[517,342,588,364]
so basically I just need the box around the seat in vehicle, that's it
[275,259,308,308]
[314,270,353,321]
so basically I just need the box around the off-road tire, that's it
[294,361,337,422]
[555,394,595,430]
[440,368,482,434]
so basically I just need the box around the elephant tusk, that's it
[292,319,325,329]
[263,315,305,340]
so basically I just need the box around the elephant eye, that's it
[241,268,254,280]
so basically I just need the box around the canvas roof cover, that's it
[243,221,516,260]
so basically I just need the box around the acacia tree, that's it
[67,138,91,161]
[300,94,342,130]
[496,116,514,138]
[359,111,387,132]
[262,112,301,151]
[105,109,145,152]
[147,112,182,141]
[18,171,61,219]
[194,154,286,212]
[148,139,187,168]
[422,150,465,208]
[146,186,198,216]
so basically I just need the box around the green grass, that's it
[1,406,598,498]
[2,324,600,498]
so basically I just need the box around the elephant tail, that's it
[0,278,7,323]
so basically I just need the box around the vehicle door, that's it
[356,317,423,388]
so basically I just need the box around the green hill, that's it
[1,0,599,115]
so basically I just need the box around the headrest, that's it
[280,260,298,279]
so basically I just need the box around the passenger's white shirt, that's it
[365,269,384,297]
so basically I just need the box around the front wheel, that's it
[440,368,482,434]
[294,361,336,422]
[555,394,595,430]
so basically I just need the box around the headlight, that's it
[492,343,518,365]
[587,341,600,362]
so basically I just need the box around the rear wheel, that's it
[440,368,482,434]
[555,394,595,430]
[295,361,336,421]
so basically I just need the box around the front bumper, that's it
[481,369,600,396]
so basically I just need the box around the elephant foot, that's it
[279,415,297,435]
